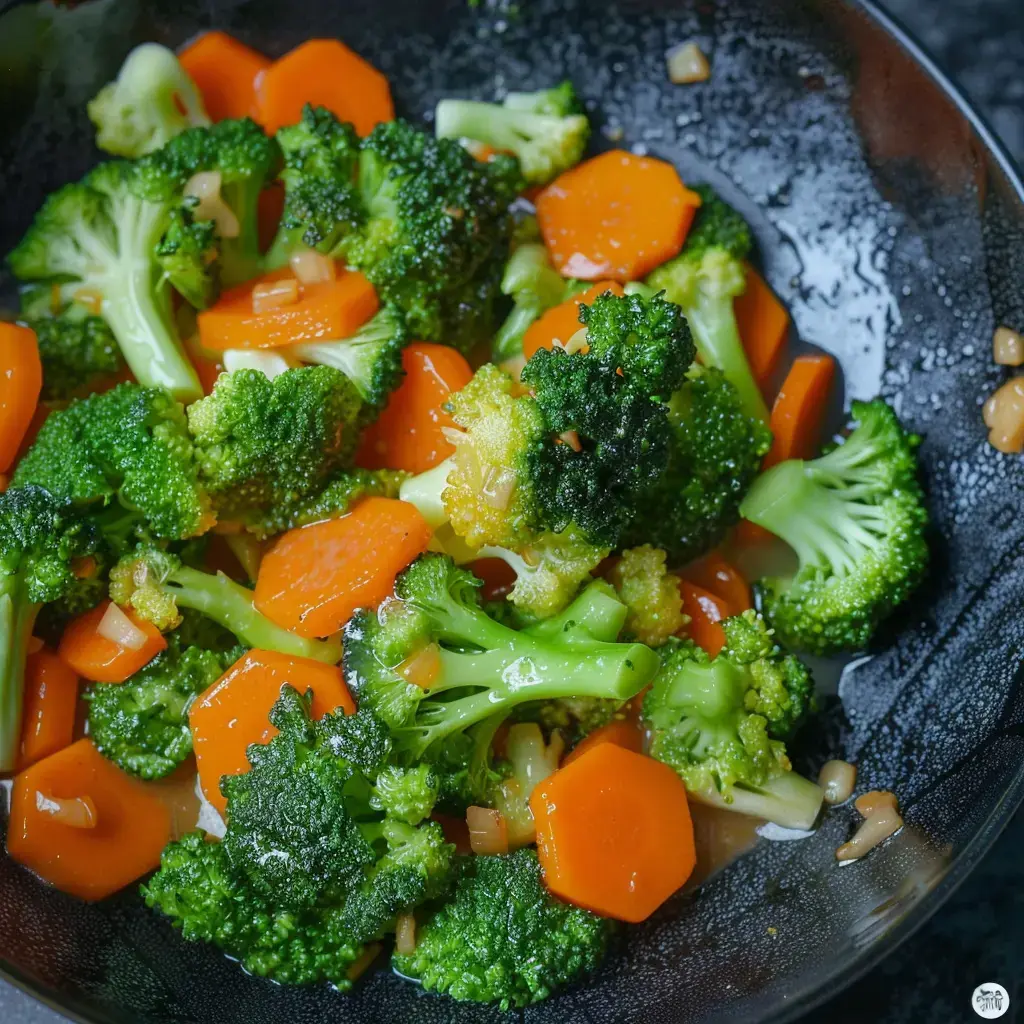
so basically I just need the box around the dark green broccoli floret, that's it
[643,611,822,829]
[13,382,212,542]
[740,399,928,654]
[155,197,219,310]
[87,42,210,158]
[647,185,768,422]
[394,848,612,1009]
[435,81,590,186]
[343,553,657,761]
[0,486,99,769]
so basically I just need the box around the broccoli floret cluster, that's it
[608,544,687,647]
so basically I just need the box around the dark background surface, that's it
[2,0,1023,1021]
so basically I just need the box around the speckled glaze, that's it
[0,1,1023,1022]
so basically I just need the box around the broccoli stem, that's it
[167,567,341,664]
[524,580,627,645]
[493,304,541,363]
[0,589,39,771]
[399,458,454,531]
[691,771,824,831]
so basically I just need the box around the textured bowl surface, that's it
[1,0,1023,1022]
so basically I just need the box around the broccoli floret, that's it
[625,366,772,563]
[394,848,612,1009]
[85,633,241,779]
[155,198,219,310]
[0,486,99,769]
[435,81,590,186]
[6,160,203,401]
[643,611,822,828]
[608,545,687,647]
[109,546,341,663]
[288,304,408,414]
[739,399,928,654]
[343,553,657,761]
[371,764,439,826]
[647,185,768,422]
[87,43,210,158]
[13,382,213,542]
[186,366,363,529]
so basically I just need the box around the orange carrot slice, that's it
[468,558,518,602]
[530,742,695,922]
[536,152,701,282]
[58,601,166,684]
[561,719,643,768]
[189,649,355,815]
[257,183,286,254]
[356,343,474,474]
[735,263,791,389]
[677,579,729,657]
[197,267,378,351]
[178,31,270,122]
[0,323,43,472]
[18,649,80,770]
[254,497,432,638]
[684,552,752,615]
[256,39,394,137]
[7,739,172,900]
[763,353,836,468]
[521,281,624,361]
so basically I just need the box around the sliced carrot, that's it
[469,558,518,602]
[432,813,472,855]
[256,39,394,137]
[562,719,643,768]
[677,579,729,657]
[530,742,695,922]
[521,281,624,361]
[18,649,80,770]
[183,333,224,395]
[178,31,270,122]
[763,353,836,468]
[254,497,433,638]
[7,739,172,900]
[197,267,379,351]
[735,263,791,389]
[58,601,166,684]
[0,323,43,472]
[356,343,473,474]
[684,552,752,614]
[189,649,354,815]
[536,152,702,282]
[257,183,285,254]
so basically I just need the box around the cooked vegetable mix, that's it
[0,30,932,1009]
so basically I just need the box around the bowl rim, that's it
[1,0,1023,1021]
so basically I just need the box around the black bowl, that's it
[1,0,1023,1021]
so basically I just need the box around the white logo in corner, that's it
[973,983,1010,1019]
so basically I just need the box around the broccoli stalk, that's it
[435,82,590,186]
[739,399,928,654]
[647,185,768,422]
[110,548,341,663]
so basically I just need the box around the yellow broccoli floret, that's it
[608,545,687,647]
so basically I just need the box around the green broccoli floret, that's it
[342,553,657,761]
[739,399,928,654]
[6,160,203,401]
[87,43,210,158]
[109,546,341,662]
[138,117,279,286]
[647,185,768,422]
[643,611,821,828]
[287,304,408,414]
[85,631,242,779]
[624,366,772,563]
[13,382,213,542]
[186,366,363,529]
[608,544,687,647]
[394,847,612,1009]
[371,764,439,826]
[155,198,219,310]
[435,81,590,186]
[0,486,99,770]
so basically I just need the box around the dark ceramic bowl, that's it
[1,0,1023,1021]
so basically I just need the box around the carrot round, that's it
[254,497,433,638]
[197,267,379,351]
[677,579,730,657]
[763,353,836,468]
[536,152,701,282]
[178,31,270,122]
[7,738,172,900]
[521,281,624,361]
[0,322,43,472]
[58,601,166,683]
[735,263,791,389]
[256,39,394,137]
[561,718,643,768]
[530,742,695,922]
[18,649,80,770]
[190,649,355,815]
[356,343,473,474]
[684,552,752,615]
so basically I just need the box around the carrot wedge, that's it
[763,353,836,468]
[735,263,791,389]
[0,322,43,472]
[18,649,80,769]
[521,281,624,360]
[677,579,730,657]
[178,31,270,122]
[58,601,166,683]
[562,719,643,768]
